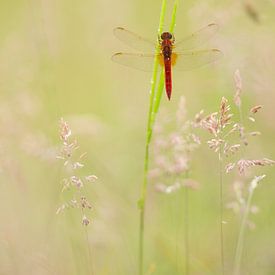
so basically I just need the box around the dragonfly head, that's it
[160,32,173,41]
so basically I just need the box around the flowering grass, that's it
[197,70,275,274]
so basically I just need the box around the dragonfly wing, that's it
[112,53,158,72]
[114,27,156,52]
[172,49,222,71]
[175,23,219,51]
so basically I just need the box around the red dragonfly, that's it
[112,23,222,100]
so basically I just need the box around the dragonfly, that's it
[112,23,222,100]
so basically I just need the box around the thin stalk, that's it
[233,187,254,275]
[138,1,179,274]
[219,152,225,275]
[233,101,246,275]
[146,0,166,145]
[237,105,244,126]
[181,169,190,275]
[139,142,149,275]
[184,187,189,275]
[138,2,167,275]
[82,208,94,275]
[84,228,94,275]
[218,100,226,275]
[233,100,253,275]
[169,0,179,33]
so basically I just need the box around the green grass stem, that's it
[233,187,254,275]
[219,152,225,275]
[138,1,179,275]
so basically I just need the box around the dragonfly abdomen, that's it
[164,58,172,100]
[161,33,173,100]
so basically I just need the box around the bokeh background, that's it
[0,0,274,274]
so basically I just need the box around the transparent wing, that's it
[114,27,156,52]
[174,23,219,51]
[172,49,223,71]
[112,52,157,72]
[112,49,222,72]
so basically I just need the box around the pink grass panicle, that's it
[150,97,200,194]
[198,70,274,230]
[56,118,98,226]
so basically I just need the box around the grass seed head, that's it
[56,118,97,225]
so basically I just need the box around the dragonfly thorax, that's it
[162,45,172,59]
[160,32,174,59]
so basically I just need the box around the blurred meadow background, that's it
[0,0,275,274]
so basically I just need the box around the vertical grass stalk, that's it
[82,208,94,275]
[218,151,225,275]
[184,186,189,275]
[138,1,179,274]
[233,94,248,275]
[233,185,254,275]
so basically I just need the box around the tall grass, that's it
[218,150,225,275]
[233,175,266,275]
[198,70,275,275]
[56,118,97,274]
[138,1,179,274]
[231,71,273,275]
